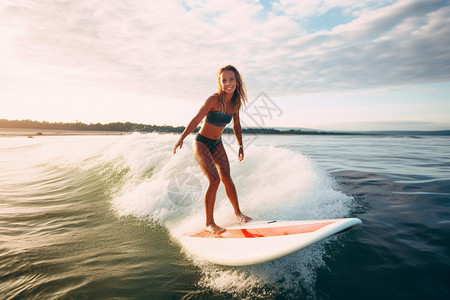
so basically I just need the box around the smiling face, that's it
[216,65,247,112]
[220,69,237,96]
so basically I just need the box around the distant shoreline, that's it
[0,128,129,137]
[0,119,355,136]
[1,119,449,137]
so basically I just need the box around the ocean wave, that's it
[0,133,355,297]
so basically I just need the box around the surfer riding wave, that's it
[173,65,252,234]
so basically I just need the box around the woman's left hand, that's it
[238,147,244,161]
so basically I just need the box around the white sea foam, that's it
[106,133,352,296]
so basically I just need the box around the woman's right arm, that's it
[173,96,215,153]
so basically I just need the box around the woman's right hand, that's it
[173,138,183,154]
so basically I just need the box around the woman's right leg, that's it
[193,139,224,234]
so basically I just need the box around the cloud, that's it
[279,0,450,92]
[1,0,449,100]
[274,0,396,19]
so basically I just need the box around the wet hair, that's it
[216,65,248,112]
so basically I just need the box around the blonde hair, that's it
[217,65,248,112]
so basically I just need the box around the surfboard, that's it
[178,218,362,266]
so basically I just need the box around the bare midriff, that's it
[198,122,227,140]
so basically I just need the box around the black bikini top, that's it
[205,111,233,127]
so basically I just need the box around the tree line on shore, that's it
[0,119,354,135]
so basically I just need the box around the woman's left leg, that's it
[212,142,252,223]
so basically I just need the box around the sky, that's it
[1,0,450,131]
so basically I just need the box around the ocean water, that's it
[0,133,449,299]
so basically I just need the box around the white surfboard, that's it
[178,218,362,266]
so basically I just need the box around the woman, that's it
[173,65,252,234]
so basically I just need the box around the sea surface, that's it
[1,132,449,299]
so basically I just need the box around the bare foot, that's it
[206,224,226,235]
[237,213,252,223]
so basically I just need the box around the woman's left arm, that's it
[233,111,244,161]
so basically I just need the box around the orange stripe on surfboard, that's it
[190,222,334,238]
